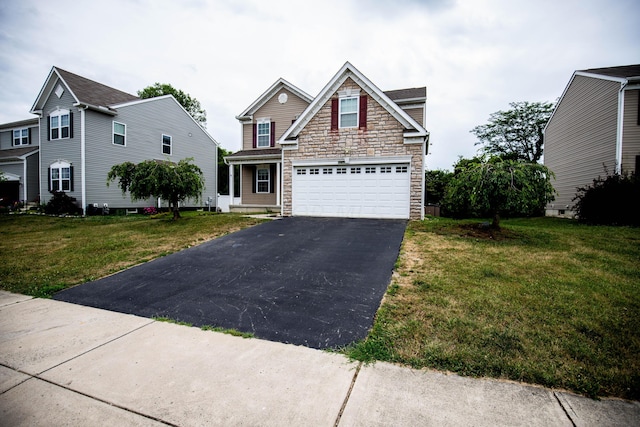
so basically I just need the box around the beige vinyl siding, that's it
[621,88,640,174]
[240,165,277,205]
[544,75,619,210]
[403,106,425,126]
[242,88,310,150]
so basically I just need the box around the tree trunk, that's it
[171,199,181,220]
[491,212,501,230]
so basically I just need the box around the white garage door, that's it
[292,163,410,219]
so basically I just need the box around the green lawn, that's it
[345,217,640,400]
[0,212,264,297]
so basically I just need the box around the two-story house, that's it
[544,64,640,217]
[0,118,40,206]
[23,66,218,214]
[226,62,429,219]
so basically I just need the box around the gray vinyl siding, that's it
[1,163,22,177]
[0,125,39,150]
[84,96,217,209]
[544,75,619,210]
[39,77,82,205]
[26,152,39,202]
[242,88,310,150]
[622,88,640,174]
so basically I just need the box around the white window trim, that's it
[50,109,70,140]
[339,96,359,129]
[256,166,270,193]
[13,128,29,146]
[50,161,71,192]
[256,118,271,148]
[113,122,126,146]
[162,134,172,155]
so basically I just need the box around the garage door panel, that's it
[292,163,410,219]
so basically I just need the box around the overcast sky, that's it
[0,0,637,170]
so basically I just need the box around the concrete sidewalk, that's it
[1,291,638,426]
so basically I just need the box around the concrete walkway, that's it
[1,292,638,426]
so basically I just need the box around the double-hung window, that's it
[13,128,29,146]
[256,167,270,193]
[50,110,70,140]
[162,134,172,155]
[113,122,126,146]
[257,120,270,148]
[339,97,358,128]
[50,161,71,192]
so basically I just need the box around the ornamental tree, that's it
[443,156,555,229]
[107,158,204,220]
[471,101,555,163]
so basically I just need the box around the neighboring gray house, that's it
[27,66,218,214]
[544,64,640,217]
[226,62,428,219]
[0,118,40,206]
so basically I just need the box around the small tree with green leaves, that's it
[138,83,207,127]
[443,157,555,229]
[107,158,204,220]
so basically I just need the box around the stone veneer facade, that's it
[282,78,424,219]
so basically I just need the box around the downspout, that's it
[23,158,28,202]
[80,107,87,215]
[615,81,627,174]
[280,148,284,217]
[421,133,429,220]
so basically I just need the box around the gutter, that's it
[615,80,628,174]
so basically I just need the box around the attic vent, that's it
[55,85,64,98]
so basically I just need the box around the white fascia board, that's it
[20,149,40,160]
[74,102,118,116]
[236,78,313,120]
[292,155,412,167]
[113,95,219,147]
[30,67,80,113]
[225,156,281,165]
[0,172,21,181]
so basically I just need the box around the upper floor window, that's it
[162,134,172,155]
[50,110,70,140]
[113,122,126,146]
[50,161,72,192]
[339,97,358,128]
[13,128,29,146]
[257,121,270,148]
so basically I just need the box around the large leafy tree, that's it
[107,158,205,220]
[138,83,207,126]
[471,101,555,163]
[424,169,452,205]
[443,156,555,229]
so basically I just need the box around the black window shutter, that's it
[47,167,51,191]
[331,99,339,130]
[270,164,276,193]
[252,124,257,148]
[28,127,32,144]
[69,111,74,138]
[47,116,50,141]
[70,166,74,191]
[252,166,256,193]
[270,122,276,147]
[359,95,367,129]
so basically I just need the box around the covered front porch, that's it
[225,148,282,214]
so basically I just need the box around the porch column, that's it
[276,161,281,206]
[228,163,234,206]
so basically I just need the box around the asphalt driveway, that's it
[54,217,407,349]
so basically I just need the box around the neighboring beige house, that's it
[544,64,640,217]
[226,62,429,219]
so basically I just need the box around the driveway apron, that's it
[54,217,407,349]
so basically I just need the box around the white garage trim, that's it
[291,155,412,167]
[292,161,411,219]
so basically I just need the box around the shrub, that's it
[573,170,639,226]
[44,191,82,215]
[143,207,158,215]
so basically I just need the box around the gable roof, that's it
[384,87,427,103]
[0,118,39,130]
[236,78,313,121]
[0,146,39,162]
[279,62,428,144]
[30,66,139,114]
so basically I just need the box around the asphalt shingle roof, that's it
[580,65,640,79]
[55,67,139,108]
[384,87,426,101]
